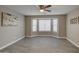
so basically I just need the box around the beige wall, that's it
[25,15,66,37]
[67,7,79,46]
[0,6,25,48]
[25,16,32,37]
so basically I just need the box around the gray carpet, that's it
[0,36,79,53]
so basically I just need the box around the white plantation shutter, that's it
[39,20,51,31]
[53,19,58,32]
[32,19,37,31]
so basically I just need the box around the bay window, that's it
[32,18,58,33]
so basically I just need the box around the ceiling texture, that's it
[4,5,79,15]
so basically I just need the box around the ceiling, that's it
[4,5,79,15]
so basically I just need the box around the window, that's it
[39,20,51,31]
[53,19,58,32]
[32,18,58,32]
[32,19,37,31]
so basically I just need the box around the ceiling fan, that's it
[39,5,52,12]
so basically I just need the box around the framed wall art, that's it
[70,16,79,24]
[1,12,18,26]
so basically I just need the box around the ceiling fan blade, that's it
[39,5,44,9]
[44,5,52,9]
[45,10,51,12]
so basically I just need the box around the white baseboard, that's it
[66,37,79,48]
[26,36,36,37]
[34,35,53,37]
[26,35,53,38]
[26,35,66,39]
[0,36,25,50]
[57,36,66,39]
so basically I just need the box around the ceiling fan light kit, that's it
[40,9,44,12]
